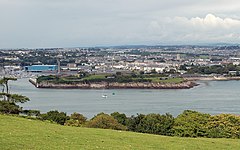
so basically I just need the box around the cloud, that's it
[165,14,240,30]
[1,0,240,47]
[148,14,240,44]
[188,14,240,28]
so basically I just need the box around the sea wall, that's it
[29,78,38,87]
[35,81,198,89]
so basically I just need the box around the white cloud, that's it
[167,14,240,30]
[148,14,240,44]
[189,14,240,28]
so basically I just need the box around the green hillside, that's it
[0,114,239,150]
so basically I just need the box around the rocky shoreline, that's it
[33,80,199,89]
[30,76,240,89]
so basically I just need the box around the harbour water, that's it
[9,78,240,118]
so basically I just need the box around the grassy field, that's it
[82,75,184,84]
[146,77,184,83]
[82,74,106,80]
[38,74,185,84]
[0,115,240,150]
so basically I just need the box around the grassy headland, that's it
[34,73,196,89]
[0,114,240,150]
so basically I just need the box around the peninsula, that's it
[30,73,198,89]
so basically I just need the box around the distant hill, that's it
[0,114,240,150]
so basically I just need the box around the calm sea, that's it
[9,78,240,118]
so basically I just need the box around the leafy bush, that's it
[111,112,128,126]
[206,114,240,138]
[127,113,174,135]
[39,110,69,125]
[65,112,87,127]
[173,110,210,137]
[126,114,145,132]
[87,113,127,130]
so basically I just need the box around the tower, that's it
[176,54,181,61]
[57,58,61,75]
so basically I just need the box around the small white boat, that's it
[102,94,107,98]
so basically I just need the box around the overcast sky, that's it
[1,0,240,48]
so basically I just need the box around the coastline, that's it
[184,76,240,81]
[30,79,198,89]
[29,76,240,89]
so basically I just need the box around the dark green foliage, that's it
[150,69,157,74]
[139,71,145,75]
[127,113,174,135]
[138,113,174,135]
[187,64,240,75]
[78,72,88,78]
[22,110,40,117]
[126,114,145,132]
[0,101,21,114]
[0,93,30,103]
[87,113,127,130]
[111,112,128,126]
[116,72,122,76]
[39,110,69,125]
[65,112,87,127]
[173,110,210,137]
[131,72,138,78]
[179,65,187,71]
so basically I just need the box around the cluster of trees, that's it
[181,64,240,75]
[12,109,239,139]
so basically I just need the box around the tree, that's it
[131,72,137,78]
[0,101,21,114]
[0,78,30,115]
[116,72,122,76]
[111,112,128,126]
[179,65,187,71]
[0,93,29,103]
[136,113,174,135]
[87,113,127,130]
[206,114,240,138]
[22,110,40,117]
[0,77,17,94]
[150,69,157,74]
[65,112,87,127]
[39,110,69,125]
[173,110,210,137]
[126,114,145,132]
[139,71,145,75]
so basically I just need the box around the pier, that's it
[29,78,38,88]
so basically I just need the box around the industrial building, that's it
[24,65,57,72]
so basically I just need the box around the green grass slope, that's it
[0,114,240,150]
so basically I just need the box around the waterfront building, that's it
[24,65,57,72]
